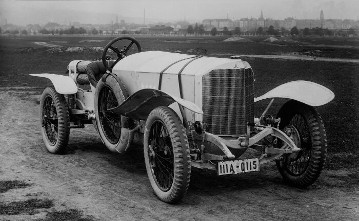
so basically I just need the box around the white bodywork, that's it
[76,89,94,111]
[167,93,203,114]
[30,73,78,94]
[254,80,335,106]
[30,51,335,119]
[112,51,251,121]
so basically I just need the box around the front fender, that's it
[30,73,77,94]
[254,80,334,106]
[108,88,203,120]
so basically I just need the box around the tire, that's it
[94,74,131,153]
[40,87,70,154]
[276,100,327,188]
[144,106,191,203]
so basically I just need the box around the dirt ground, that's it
[0,87,358,221]
[1,35,359,220]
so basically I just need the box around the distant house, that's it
[239,19,249,32]
[149,25,174,35]
[283,17,296,30]
[137,26,150,34]
[247,18,258,31]
[202,19,233,31]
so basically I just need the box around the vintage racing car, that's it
[31,37,334,203]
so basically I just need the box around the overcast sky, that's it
[1,0,358,25]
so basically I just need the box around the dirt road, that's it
[1,87,358,221]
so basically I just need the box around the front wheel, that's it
[276,100,327,188]
[144,106,191,203]
[40,87,70,154]
[94,74,131,153]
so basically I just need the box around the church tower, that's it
[260,10,264,20]
[320,10,324,28]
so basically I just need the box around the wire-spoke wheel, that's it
[276,100,327,188]
[148,120,174,191]
[144,106,191,203]
[40,87,69,154]
[98,85,121,144]
[94,74,132,153]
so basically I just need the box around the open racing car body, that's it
[31,37,334,203]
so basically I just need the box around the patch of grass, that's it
[0,180,31,193]
[0,198,54,215]
[38,209,96,221]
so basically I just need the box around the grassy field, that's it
[0,35,358,169]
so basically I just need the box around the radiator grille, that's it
[202,68,254,135]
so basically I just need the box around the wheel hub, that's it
[148,144,156,168]
[284,125,301,160]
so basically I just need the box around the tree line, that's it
[1,24,356,37]
[186,24,357,37]
[38,26,88,35]
[1,26,98,35]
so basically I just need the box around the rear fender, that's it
[254,80,334,106]
[108,88,203,120]
[30,73,77,94]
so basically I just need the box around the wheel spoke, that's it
[42,96,59,145]
[148,120,174,191]
[109,46,122,57]
[156,157,173,177]
[156,153,173,163]
[98,86,121,144]
[155,158,173,188]
[122,41,134,54]
[283,114,312,176]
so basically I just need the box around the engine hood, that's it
[111,51,253,124]
[113,51,251,76]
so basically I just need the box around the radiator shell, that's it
[202,68,254,135]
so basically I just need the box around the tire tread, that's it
[40,87,70,154]
[276,100,327,188]
[144,106,191,203]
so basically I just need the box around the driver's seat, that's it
[86,61,107,87]
[76,60,113,87]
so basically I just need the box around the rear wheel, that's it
[276,100,327,188]
[40,87,70,154]
[144,106,191,203]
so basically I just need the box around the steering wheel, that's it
[102,36,141,71]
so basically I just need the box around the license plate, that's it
[218,158,260,175]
